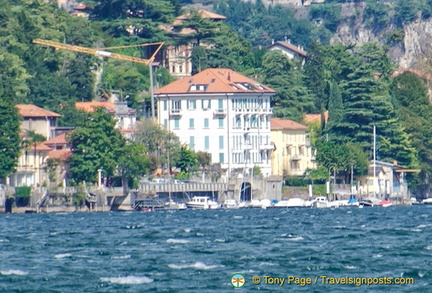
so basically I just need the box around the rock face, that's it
[330,3,432,71]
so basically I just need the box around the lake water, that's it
[1,206,431,292]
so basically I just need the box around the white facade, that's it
[157,93,274,176]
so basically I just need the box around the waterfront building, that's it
[355,160,409,200]
[270,117,316,176]
[155,68,275,177]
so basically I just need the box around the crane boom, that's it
[33,39,164,65]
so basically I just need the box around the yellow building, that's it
[271,117,316,176]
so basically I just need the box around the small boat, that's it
[274,198,309,208]
[359,199,374,207]
[313,196,330,208]
[164,199,187,210]
[378,199,392,207]
[250,199,271,209]
[186,196,220,210]
[422,198,432,204]
[223,199,239,209]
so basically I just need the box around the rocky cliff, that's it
[330,2,432,74]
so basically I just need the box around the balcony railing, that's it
[213,108,226,116]
[169,109,182,116]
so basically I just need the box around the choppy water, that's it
[1,206,431,292]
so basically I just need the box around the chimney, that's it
[227,72,231,81]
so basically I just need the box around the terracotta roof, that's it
[269,41,307,58]
[48,149,72,161]
[271,117,307,130]
[44,133,68,146]
[176,9,226,21]
[303,111,329,124]
[155,68,275,95]
[75,102,115,113]
[16,104,61,118]
[34,142,53,151]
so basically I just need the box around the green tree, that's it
[68,108,125,184]
[176,145,198,173]
[262,50,316,121]
[0,99,21,181]
[133,119,180,173]
[117,142,150,195]
[390,72,432,195]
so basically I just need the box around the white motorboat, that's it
[422,198,432,204]
[223,199,239,209]
[164,199,187,210]
[250,199,271,209]
[313,196,330,208]
[274,198,308,208]
[186,196,220,210]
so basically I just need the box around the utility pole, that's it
[149,61,155,119]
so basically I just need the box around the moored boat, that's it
[378,199,392,207]
[223,199,239,209]
[186,196,220,209]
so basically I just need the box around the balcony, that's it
[213,108,227,116]
[169,109,182,116]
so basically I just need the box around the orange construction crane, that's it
[32,39,164,65]
[33,38,164,118]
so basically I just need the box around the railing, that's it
[213,109,226,116]
[169,109,182,116]
[139,182,228,193]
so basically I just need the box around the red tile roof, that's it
[75,102,115,113]
[34,142,53,151]
[271,117,307,130]
[48,149,72,161]
[44,133,68,146]
[16,104,61,118]
[155,68,275,95]
[303,111,329,124]
[269,41,307,58]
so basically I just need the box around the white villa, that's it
[154,68,275,176]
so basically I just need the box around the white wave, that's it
[0,239,9,243]
[425,245,432,250]
[184,228,192,233]
[166,238,189,244]
[214,238,225,243]
[259,262,276,266]
[196,233,204,237]
[100,276,153,284]
[344,265,356,269]
[0,269,28,276]
[373,254,383,258]
[287,236,304,241]
[168,262,222,270]
[55,253,72,259]
[111,255,131,259]
[233,216,243,219]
